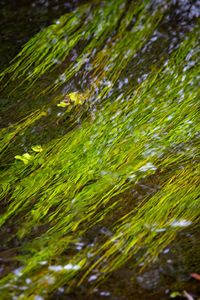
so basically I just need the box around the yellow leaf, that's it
[23,153,32,159]
[57,101,70,107]
[69,92,85,105]
[31,145,43,152]
[15,153,32,165]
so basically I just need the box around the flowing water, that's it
[0,0,200,299]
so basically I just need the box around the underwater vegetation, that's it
[0,0,200,298]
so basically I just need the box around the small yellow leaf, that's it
[23,153,32,159]
[31,145,43,152]
[14,155,23,160]
[15,153,32,165]
[170,291,182,298]
[69,92,85,105]
[57,101,70,107]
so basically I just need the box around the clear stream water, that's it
[0,0,200,299]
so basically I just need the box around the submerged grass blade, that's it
[0,0,199,298]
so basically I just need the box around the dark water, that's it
[0,0,200,299]
[0,0,89,67]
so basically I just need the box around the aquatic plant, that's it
[0,0,199,298]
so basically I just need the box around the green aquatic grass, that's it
[0,110,46,165]
[0,0,200,298]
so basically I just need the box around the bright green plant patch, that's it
[0,0,199,298]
